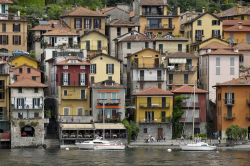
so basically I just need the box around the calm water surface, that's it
[0,148,250,166]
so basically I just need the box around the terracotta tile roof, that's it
[11,55,39,62]
[9,79,47,88]
[119,33,151,42]
[165,52,197,58]
[140,0,166,6]
[43,27,78,36]
[90,53,122,62]
[224,24,250,32]
[134,87,173,96]
[30,20,62,31]
[109,19,138,27]
[129,11,135,17]
[62,7,105,17]
[200,41,231,50]
[56,56,90,65]
[217,6,250,18]
[214,77,250,86]
[172,85,207,93]
[156,33,188,41]
[13,64,43,73]
[235,42,250,51]
[0,0,13,4]
[223,20,250,26]
[100,7,115,13]
[92,80,124,89]
[185,12,221,25]
[202,49,241,56]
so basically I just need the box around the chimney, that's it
[237,4,242,14]
[177,7,180,16]
[238,22,243,30]
[234,48,239,53]
[202,7,205,13]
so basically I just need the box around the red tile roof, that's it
[166,52,197,58]
[235,42,250,51]
[30,20,62,31]
[92,80,124,89]
[0,0,13,4]
[9,79,47,88]
[201,41,231,50]
[217,6,250,18]
[119,33,151,42]
[202,49,241,56]
[223,20,250,26]
[214,77,250,86]
[43,27,78,36]
[224,24,250,32]
[134,87,173,96]
[30,25,53,31]
[172,85,207,94]
[62,7,105,17]
[109,19,138,27]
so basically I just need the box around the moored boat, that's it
[180,142,217,151]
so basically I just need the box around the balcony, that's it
[131,63,163,69]
[0,69,9,74]
[182,102,199,108]
[58,115,93,123]
[167,65,197,72]
[97,99,121,105]
[0,13,27,21]
[224,99,234,106]
[224,113,235,120]
[139,118,171,124]
[179,117,200,123]
[138,76,164,82]
[97,114,121,123]
[11,105,43,110]
[142,11,163,16]
[145,25,175,30]
[139,103,169,109]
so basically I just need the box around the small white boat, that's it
[75,138,125,150]
[180,142,217,151]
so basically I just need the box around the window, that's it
[18,88,22,93]
[127,42,131,49]
[145,111,154,122]
[13,35,21,45]
[17,98,24,109]
[0,91,4,99]
[86,40,90,50]
[97,40,102,50]
[143,128,147,133]
[63,107,70,115]
[34,112,39,118]
[212,20,220,25]
[34,88,38,93]
[159,44,163,52]
[13,23,20,32]
[94,19,101,29]
[145,42,149,48]
[84,18,91,29]
[32,98,40,108]
[75,18,82,29]
[216,57,220,75]
[63,65,68,69]
[195,30,203,41]
[147,97,151,107]
[27,68,31,73]
[128,27,132,32]
[1,4,6,14]
[0,108,3,120]
[19,68,22,73]
[90,64,96,74]
[230,57,235,75]
[212,30,220,38]
[169,74,173,84]
[91,76,95,84]
[79,73,86,86]
[106,64,114,74]
[184,74,188,84]
[0,80,4,89]
[32,76,36,81]
[225,93,234,105]
[178,44,182,51]
[0,35,8,45]
[162,97,166,108]
[81,89,86,99]
[80,65,85,69]
[2,23,6,32]
[64,90,67,96]
[77,108,83,116]
[197,20,202,26]
[62,73,69,85]
[117,27,121,36]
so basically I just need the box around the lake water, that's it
[0,148,250,166]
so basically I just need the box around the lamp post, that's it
[102,101,105,139]
[192,84,196,140]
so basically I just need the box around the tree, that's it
[172,96,185,139]
[226,125,248,143]
[122,119,139,143]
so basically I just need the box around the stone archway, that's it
[21,125,35,137]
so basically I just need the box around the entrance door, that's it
[69,37,73,47]
[157,128,163,140]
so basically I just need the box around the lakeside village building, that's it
[1,0,250,148]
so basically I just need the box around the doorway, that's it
[157,128,163,140]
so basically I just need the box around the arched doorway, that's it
[21,125,35,137]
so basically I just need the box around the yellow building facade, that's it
[134,87,174,140]
[10,55,39,69]
[90,54,121,84]
[81,31,108,52]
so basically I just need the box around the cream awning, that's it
[94,123,126,130]
[61,124,94,130]
[169,58,186,64]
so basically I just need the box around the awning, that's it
[94,123,126,130]
[61,124,94,130]
[169,58,186,64]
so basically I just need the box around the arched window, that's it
[21,125,35,137]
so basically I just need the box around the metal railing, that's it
[97,99,121,105]
[58,115,93,123]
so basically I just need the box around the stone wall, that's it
[137,123,172,141]
[11,119,44,148]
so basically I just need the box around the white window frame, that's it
[107,64,114,74]
[63,107,70,116]
[63,65,68,69]
[33,98,40,108]
[77,107,84,116]
[63,72,69,85]
[90,64,96,74]
[80,73,86,86]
